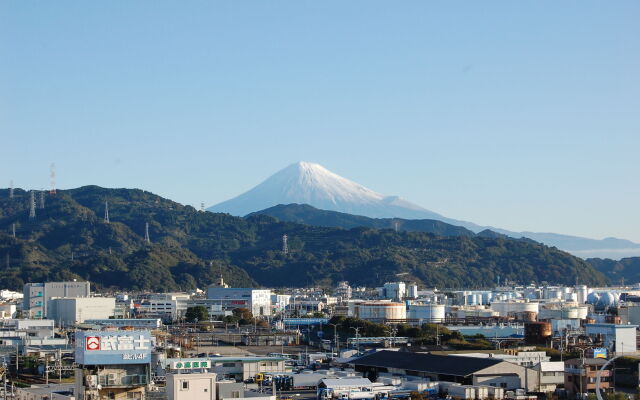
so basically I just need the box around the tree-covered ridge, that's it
[587,257,640,285]
[0,186,607,291]
[249,204,475,237]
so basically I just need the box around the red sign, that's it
[231,300,246,305]
[86,336,101,351]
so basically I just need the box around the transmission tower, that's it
[9,180,14,199]
[144,222,150,244]
[49,163,56,195]
[104,201,110,223]
[200,202,205,212]
[282,234,288,254]
[39,190,45,209]
[29,191,36,219]
[12,223,16,238]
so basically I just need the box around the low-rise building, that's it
[350,350,539,391]
[564,358,611,396]
[534,361,565,393]
[163,356,286,381]
[16,384,74,400]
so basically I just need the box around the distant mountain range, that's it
[210,162,640,259]
[0,186,607,290]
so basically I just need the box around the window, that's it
[182,381,189,390]
[232,392,240,398]
[500,383,507,388]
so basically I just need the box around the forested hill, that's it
[587,257,640,285]
[249,204,476,237]
[0,186,607,291]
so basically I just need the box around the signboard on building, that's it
[170,359,211,370]
[76,330,152,365]
[593,348,608,359]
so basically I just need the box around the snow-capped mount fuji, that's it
[209,161,640,259]
[208,161,454,221]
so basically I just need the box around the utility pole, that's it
[329,323,341,355]
[350,327,361,354]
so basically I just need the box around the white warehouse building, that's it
[47,297,116,327]
[207,287,272,317]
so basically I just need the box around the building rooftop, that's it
[350,350,504,377]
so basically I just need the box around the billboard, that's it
[76,330,152,365]
[592,348,608,359]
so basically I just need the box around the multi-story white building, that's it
[207,288,272,317]
[271,294,291,313]
[335,282,352,300]
[23,281,90,319]
[379,282,406,301]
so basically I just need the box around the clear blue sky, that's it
[1,1,638,242]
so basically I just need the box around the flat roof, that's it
[586,323,638,328]
[351,350,505,377]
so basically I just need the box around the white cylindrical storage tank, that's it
[408,304,446,323]
[357,302,406,322]
[490,301,539,316]
[565,293,578,303]
[575,305,589,319]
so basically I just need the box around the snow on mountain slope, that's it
[208,161,640,259]
[209,161,447,219]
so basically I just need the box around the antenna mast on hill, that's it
[39,190,45,209]
[49,163,56,195]
[104,201,110,223]
[29,191,36,219]
[145,222,150,244]
[9,181,14,199]
[282,234,288,255]
[200,202,205,212]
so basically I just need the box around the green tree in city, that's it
[185,306,209,323]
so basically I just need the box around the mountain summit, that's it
[209,161,446,219]
[209,162,640,258]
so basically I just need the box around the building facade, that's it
[23,281,91,319]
